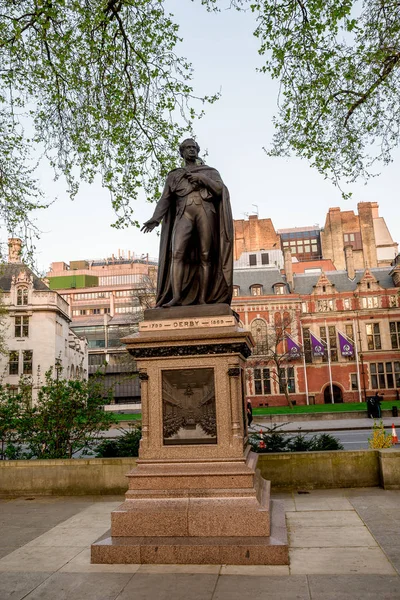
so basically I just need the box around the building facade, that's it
[0,240,88,402]
[232,252,400,407]
[233,202,398,271]
[45,250,157,406]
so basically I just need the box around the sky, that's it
[31,1,400,273]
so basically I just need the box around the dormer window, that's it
[273,283,285,295]
[17,287,28,306]
[232,286,240,297]
[250,285,262,296]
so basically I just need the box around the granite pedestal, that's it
[91,305,288,565]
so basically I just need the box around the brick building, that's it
[232,249,400,406]
[233,202,398,272]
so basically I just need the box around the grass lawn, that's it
[253,401,400,415]
[112,413,142,422]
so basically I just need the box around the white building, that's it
[0,239,88,402]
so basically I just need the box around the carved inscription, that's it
[140,316,235,331]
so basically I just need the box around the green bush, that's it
[96,426,142,457]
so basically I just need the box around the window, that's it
[320,326,337,362]
[115,306,141,314]
[15,316,29,337]
[389,295,397,308]
[250,285,262,296]
[351,374,359,390]
[104,307,111,314]
[302,328,312,363]
[17,288,28,305]
[390,322,400,349]
[301,302,307,313]
[370,362,400,389]
[343,298,351,310]
[253,368,271,395]
[366,323,381,350]
[232,286,239,297]
[317,299,334,312]
[361,296,379,309]
[275,285,285,295]
[261,253,269,265]
[345,324,354,340]
[249,254,257,266]
[9,351,19,375]
[279,367,296,394]
[250,319,268,355]
[91,309,101,315]
[23,350,33,374]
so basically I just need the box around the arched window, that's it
[17,287,28,306]
[250,318,269,355]
[232,286,240,297]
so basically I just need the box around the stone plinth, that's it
[91,305,288,565]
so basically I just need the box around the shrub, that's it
[96,425,142,457]
[368,421,393,449]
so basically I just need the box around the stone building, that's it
[232,250,400,406]
[0,239,88,402]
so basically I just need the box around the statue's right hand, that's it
[141,220,159,233]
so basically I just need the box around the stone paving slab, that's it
[116,573,219,600]
[289,547,397,575]
[16,572,133,600]
[307,574,400,599]
[212,574,310,600]
[0,490,399,599]
[289,526,378,548]
[0,572,52,600]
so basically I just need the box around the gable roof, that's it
[292,268,394,295]
[233,268,288,296]
[0,264,49,292]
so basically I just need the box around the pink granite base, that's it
[91,500,288,565]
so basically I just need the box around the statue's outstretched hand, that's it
[141,220,159,233]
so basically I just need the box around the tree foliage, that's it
[2,0,399,238]
[200,0,400,192]
[3,370,116,459]
[0,0,217,244]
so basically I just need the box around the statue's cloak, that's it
[154,165,233,307]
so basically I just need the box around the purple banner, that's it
[310,332,326,357]
[338,332,354,356]
[287,336,301,359]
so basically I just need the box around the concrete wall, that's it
[257,450,380,490]
[0,458,137,496]
[0,451,398,496]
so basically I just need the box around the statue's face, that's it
[181,141,199,162]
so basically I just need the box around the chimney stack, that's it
[283,247,294,290]
[8,238,22,263]
[344,244,355,279]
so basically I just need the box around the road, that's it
[248,427,395,450]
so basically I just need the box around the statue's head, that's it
[179,138,200,159]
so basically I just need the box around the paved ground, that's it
[1,488,399,599]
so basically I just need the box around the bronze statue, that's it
[141,139,233,308]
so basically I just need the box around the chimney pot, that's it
[8,238,22,263]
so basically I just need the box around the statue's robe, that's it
[150,165,233,307]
